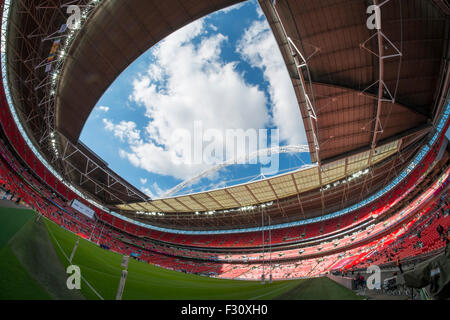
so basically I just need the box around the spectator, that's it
[360,275,366,288]
[355,273,361,289]
[437,224,445,241]
[396,257,403,274]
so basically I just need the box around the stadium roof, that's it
[4,0,449,229]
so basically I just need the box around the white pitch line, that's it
[45,221,105,300]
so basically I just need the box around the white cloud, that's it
[140,178,147,185]
[123,19,269,180]
[141,187,154,198]
[237,19,306,145]
[141,182,165,199]
[255,1,264,18]
[103,119,141,145]
[98,105,109,112]
[102,4,306,184]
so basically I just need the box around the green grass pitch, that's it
[0,206,362,300]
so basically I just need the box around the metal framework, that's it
[59,135,149,204]
[3,0,152,205]
[267,0,327,214]
[358,0,403,201]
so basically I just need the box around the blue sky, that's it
[80,0,310,199]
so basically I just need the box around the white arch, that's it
[162,144,310,197]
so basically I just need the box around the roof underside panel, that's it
[273,0,446,162]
